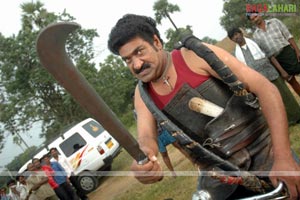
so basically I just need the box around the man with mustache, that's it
[26,163,58,200]
[108,14,300,199]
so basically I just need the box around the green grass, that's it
[110,125,138,171]
[290,123,300,157]
[290,84,300,157]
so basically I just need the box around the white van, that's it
[19,118,122,193]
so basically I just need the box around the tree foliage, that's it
[97,55,137,127]
[0,1,139,156]
[153,0,180,27]
[0,1,99,150]
[153,0,194,51]
[6,146,39,172]
[201,36,218,45]
[0,145,38,187]
[220,0,253,32]
[1,0,224,169]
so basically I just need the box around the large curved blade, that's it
[36,22,147,164]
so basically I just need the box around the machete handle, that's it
[189,97,224,118]
[36,22,148,164]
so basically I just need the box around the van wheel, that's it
[77,172,99,193]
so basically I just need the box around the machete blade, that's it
[36,22,147,164]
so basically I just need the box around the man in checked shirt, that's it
[248,12,300,97]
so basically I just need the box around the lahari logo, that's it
[246,3,298,15]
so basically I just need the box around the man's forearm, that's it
[138,135,159,156]
[254,80,292,160]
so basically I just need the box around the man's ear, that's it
[153,35,163,50]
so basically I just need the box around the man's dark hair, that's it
[108,14,164,55]
[6,179,16,187]
[41,153,51,160]
[32,157,40,163]
[49,147,57,153]
[16,173,24,181]
[227,28,242,40]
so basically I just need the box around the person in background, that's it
[16,174,38,200]
[133,92,189,177]
[248,12,300,96]
[6,179,20,200]
[0,187,10,200]
[157,126,177,177]
[228,27,300,125]
[41,154,79,200]
[31,158,61,199]
[49,147,89,200]
[26,163,58,200]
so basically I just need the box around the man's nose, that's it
[133,57,144,70]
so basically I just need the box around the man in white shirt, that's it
[7,179,21,200]
[16,174,38,200]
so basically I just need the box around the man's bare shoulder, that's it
[179,47,211,76]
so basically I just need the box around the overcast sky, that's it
[0,0,227,167]
[1,0,227,62]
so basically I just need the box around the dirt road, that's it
[88,174,138,200]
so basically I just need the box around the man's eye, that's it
[123,58,131,64]
[137,49,145,56]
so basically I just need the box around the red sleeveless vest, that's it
[149,49,209,109]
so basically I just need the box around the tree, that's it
[201,36,218,45]
[0,1,99,149]
[97,55,137,127]
[0,145,38,187]
[5,145,39,174]
[153,0,180,29]
[153,0,193,51]
[220,0,253,33]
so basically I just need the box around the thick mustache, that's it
[134,63,151,74]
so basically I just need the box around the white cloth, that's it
[16,182,29,200]
[16,182,38,200]
[235,37,265,64]
[8,184,21,200]
[16,182,26,200]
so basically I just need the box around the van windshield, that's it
[82,120,105,138]
[59,132,87,157]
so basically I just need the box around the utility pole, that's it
[16,132,30,149]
